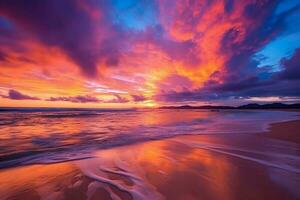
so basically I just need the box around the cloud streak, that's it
[47,95,100,103]
[1,89,40,100]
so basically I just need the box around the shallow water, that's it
[0,109,299,167]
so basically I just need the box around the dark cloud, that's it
[156,85,238,103]
[224,0,235,13]
[277,48,300,80]
[47,94,131,104]
[0,0,124,77]
[47,95,100,103]
[211,77,272,92]
[132,94,146,102]
[1,89,40,100]
[0,50,7,61]
[106,95,129,103]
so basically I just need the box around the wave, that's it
[173,138,300,174]
[0,109,299,169]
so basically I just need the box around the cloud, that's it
[47,95,100,103]
[277,48,300,80]
[132,94,146,102]
[0,0,125,77]
[1,89,40,100]
[156,47,300,104]
[106,95,129,103]
[47,94,132,104]
[155,1,300,104]
[137,25,200,66]
[0,1,300,106]
[0,50,7,61]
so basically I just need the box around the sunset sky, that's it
[0,0,299,108]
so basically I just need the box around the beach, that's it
[0,109,300,200]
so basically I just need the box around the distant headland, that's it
[159,103,300,110]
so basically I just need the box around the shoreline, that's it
[1,115,300,170]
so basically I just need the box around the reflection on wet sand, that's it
[0,163,81,200]
[81,135,299,200]
[2,133,298,200]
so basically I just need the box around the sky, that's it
[0,0,300,108]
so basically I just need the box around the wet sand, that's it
[0,119,300,200]
[263,119,300,144]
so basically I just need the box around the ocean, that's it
[0,108,299,168]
